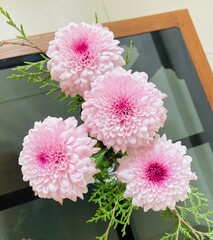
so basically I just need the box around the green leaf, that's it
[0,6,26,39]
[66,94,84,112]
[95,12,99,24]
[93,149,107,169]
[160,209,176,221]
[20,24,26,38]
[88,181,135,239]
[161,186,213,239]
[7,55,83,113]
[125,40,134,65]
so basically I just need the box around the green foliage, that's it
[92,147,125,183]
[88,181,135,240]
[160,186,213,240]
[0,6,42,51]
[66,94,84,113]
[160,208,176,221]
[95,12,99,24]
[7,55,84,113]
[186,186,213,228]
[125,40,134,65]
[0,6,27,41]
[93,149,108,170]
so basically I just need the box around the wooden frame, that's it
[1,9,212,110]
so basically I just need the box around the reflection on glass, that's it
[152,67,203,140]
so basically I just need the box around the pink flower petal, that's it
[47,23,125,97]
[116,134,197,211]
[81,67,167,152]
[19,116,99,204]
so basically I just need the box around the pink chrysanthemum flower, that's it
[19,116,99,204]
[81,67,167,153]
[47,22,125,97]
[116,134,197,212]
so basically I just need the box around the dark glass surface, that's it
[0,188,118,240]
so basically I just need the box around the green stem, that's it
[102,201,118,240]
[174,208,200,239]
[0,40,43,52]
[177,205,213,225]
[175,212,181,240]
[0,7,44,53]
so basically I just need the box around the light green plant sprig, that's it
[95,12,99,24]
[160,186,213,240]
[125,40,134,65]
[8,55,84,112]
[0,6,43,52]
[88,181,136,240]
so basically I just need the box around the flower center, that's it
[111,96,134,120]
[74,40,89,54]
[37,152,49,164]
[145,162,168,184]
[37,147,66,165]
[71,39,95,66]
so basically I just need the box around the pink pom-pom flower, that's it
[19,116,99,204]
[47,22,125,97]
[81,67,167,153]
[116,134,197,212]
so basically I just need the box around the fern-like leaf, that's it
[88,181,135,240]
[160,186,213,240]
[7,56,84,113]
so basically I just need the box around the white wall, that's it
[103,0,213,70]
[1,0,212,69]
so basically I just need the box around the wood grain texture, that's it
[0,32,53,59]
[0,9,212,110]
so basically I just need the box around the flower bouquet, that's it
[1,7,213,240]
